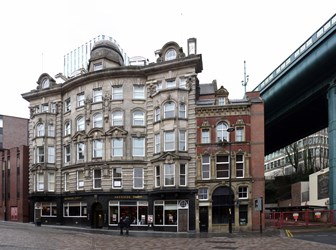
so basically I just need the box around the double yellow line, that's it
[285,229,293,237]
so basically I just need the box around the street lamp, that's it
[225,127,235,233]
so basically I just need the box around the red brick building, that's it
[0,115,29,222]
[195,81,265,232]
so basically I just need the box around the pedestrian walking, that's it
[124,216,131,235]
[118,217,125,235]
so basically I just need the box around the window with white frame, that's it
[166,79,176,88]
[133,85,145,99]
[164,164,175,186]
[236,154,244,178]
[77,93,85,107]
[179,130,187,151]
[179,103,186,118]
[202,155,210,179]
[111,111,123,126]
[133,110,145,126]
[64,121,71,136]
[155,166,160,187]
[198,188,208,200]
[154,133,160,154]
[48,124,55,137]
[93,139,103,158]
[164,102,175,119]
[202,129,210,143]
[112,167,122,188]
[216,155,229,178]
[50,103,56,113]
[93,88,103,102]
[64,145,71,163]
[93,113,103,128]
[132,137,145,156]
[112,86,123,100]
[236,127,244,142]
[77,170,84,189]
[154,107,160,122]
[41,202,57,217]
[164,131,175,151]
[111,138,123,157]
[36,123,44,137]
[41,103,49,112]
[64,98,71,113]
[63,202,87,217]
[37,146,44,163]
[218,97,225,105]
[93,169,102,189]
[37,173,44,191]
[133,168,144,189]
[179,78,186,88]
[216,122,229,142]
[64,172,69,191]
[48,172,55,191]
[47,146,55,163]
[77,116,85,131]
[179,164,186,186]
[238,186,248,199]
[77,143,85,160]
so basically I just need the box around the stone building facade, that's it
[195,82,265,232]
[22,38,202,231]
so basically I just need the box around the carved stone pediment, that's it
[105,127,128,138]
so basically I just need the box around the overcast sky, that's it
[1,0,335,118]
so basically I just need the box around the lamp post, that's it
[226,127,235,234]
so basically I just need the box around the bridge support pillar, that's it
[328,81,336,212]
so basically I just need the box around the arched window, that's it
[36,123,45,137]
[111,110,123,126]
[77,116,85,131]
[133,110,145,126]
[42,78,50,89]
[93,113,103,128]
[165,49,177,61]
[216,122,229,142]
[164,102,175,119]
[212,186,234,224]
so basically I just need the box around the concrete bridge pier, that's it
[328,80,336,212]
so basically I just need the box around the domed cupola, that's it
[88,40,124,71]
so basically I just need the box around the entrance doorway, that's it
[178,209,188,232]
[199,206,208,232]
[91,202,104,228]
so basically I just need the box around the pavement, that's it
[0,221,336,249]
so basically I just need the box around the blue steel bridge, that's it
[253,14,336,209]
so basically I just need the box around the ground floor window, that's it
[63,202,87,217]
[212,187,234,224]
[41,202,57,217]
[154,200,178,226]
[109,200,148,226]
[239,205,248,225]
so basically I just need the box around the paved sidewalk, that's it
[0,221,335,249]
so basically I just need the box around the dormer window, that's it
[93,62,103,71]
[165,49,177,61]
[218,97,225,105]
[42,78,50,89]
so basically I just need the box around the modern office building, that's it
[264,128,328,179]
[63,34,130,78]
[195,82,265,232]
[22,38,202,232]
[0,115,29,222]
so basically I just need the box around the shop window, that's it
[239,205,248,225]
[109,201,148,226]
[63,202,87,217]
[154,200,178,226]
[41,202,57,217]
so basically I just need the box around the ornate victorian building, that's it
[22,38,202,231]
[195,82,265,232]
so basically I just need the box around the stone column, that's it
[328,81,336,211]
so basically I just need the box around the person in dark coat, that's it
[118,217,125,235]
[124,216,131,235]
